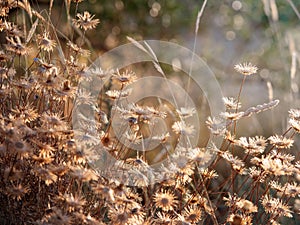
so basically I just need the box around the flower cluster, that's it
[0,1,299,225]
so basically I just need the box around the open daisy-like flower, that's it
[153,189,178,211]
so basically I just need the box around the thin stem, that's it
[233,75,246,135]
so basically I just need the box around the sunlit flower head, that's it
[73,11,100,31]
[234,62,258,76]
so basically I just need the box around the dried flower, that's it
[234,62,258,75]
[268,135,294,149]
[187,147,213,166]
[182,205,202,223]
[261,195,293,218]
[289,118,300,133]
[34,166,57,185]
[59,193,86,212]
[236,136,267,155]
[153,189,178,211]
[12,139,31,158]
[38,33,56,52]
[113,69,137,85]
[73,11,100,31]
[220,111,244,121]
[106,89,132,99]
[236,199,258,214]
[6,36,29,55]
[70,166,98,182]
[46,208,72,225]
[227,214,253,225]
[53,80,77,100]
[255,154,293,176]
[108,205,131,225]
[289,108,300,120]
[11,104,39,123]
[172,120,195,136]
[75,89,96,106]
[92,184,115,202]
[176,107,196,118]
[284,182,300,197]
[41,113,67,130]
[222,97,241,109]
[220,151,245,174]
[155,211,173,223]
[67,41,90,56]
[200,168,218,179]
[6,184,30,201]
[206,116,226,135]
[4,20,23,37]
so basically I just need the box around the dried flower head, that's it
[113,69,137,85]
[4,20,23,37]
[183,206,202,223]
[12,139,32,158]
[106,89,132,99]
[261,195,293,218]
[34,166,57,185]
[220,111,244,121]
[59,193,86,212]
[108,205,132,225]
[41,113,67,130]
[255,153,293,176]
[234,62,258,75]
[289,118,300,133]
[172,120,195,136]
[46,208,72,225]
[53,80,76,100]
[70,166,98,182]
[289,108,300,120]
[220,151,245,174]
[268,135,294,149]
[236,136,267,155]
[222,97,241,110]
[200,168,218,179]
[283,182,300,197]
[11,104,39,123]
[206,116,226,135]
[176,107,196,118]
[187,147,213,166]
[153,189,178,211]
[227,214,253,225]
[6,36,29,55]
[38,33,57,52]
[155,211,173,223]
[73,11,100,31]
[67,41,90,56]
[235,199,258,214]
[6,184,30,201]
